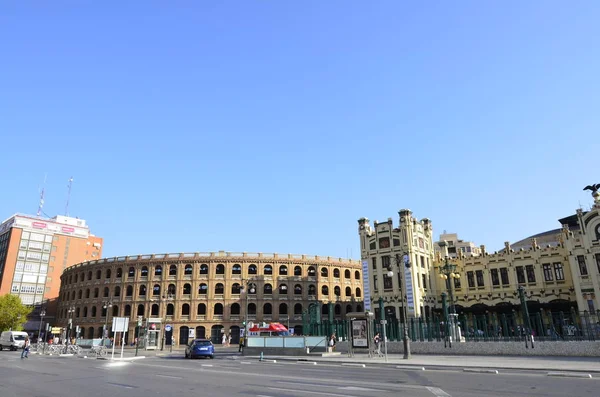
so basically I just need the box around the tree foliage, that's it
[0,294,33,331]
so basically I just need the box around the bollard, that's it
[259,351,264,361]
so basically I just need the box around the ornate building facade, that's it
[56,251,363,346]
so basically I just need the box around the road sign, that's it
[188,328,195,338]
[51,327,61,334]
[112,317,130,332]
[165,324,172,332]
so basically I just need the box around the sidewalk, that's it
[244,353,600,373]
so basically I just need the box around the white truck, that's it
[0,331,29,351]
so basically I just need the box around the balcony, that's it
[213,315,223,320]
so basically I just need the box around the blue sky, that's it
[1,1,599,259]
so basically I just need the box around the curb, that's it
[463,368,499,374]
[547,372,593,379]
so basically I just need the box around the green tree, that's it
[0,294,33,331]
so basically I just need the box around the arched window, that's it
[214,303,223,315]
[141,266,148,277]
[334,286,341,296]
[124,305,131,316]
[113,286,120,297]
[355,287,362,298]
[103,287,109,297]
[264,265,273,275]
[321,267,328,277]
[128,267,135,277]
[294,303,303,315]
[78,289,83,299]
[248,303,256,315]
[85,288,90,298]
[166,304,174,316]
[183,283,191,295]
[155,265,162,276]
[200,264,208,274]
[333,268,340,278]
[345,286,352,297]
[198,284,208,295]
[167,284,176,295]
[71,291,75,300]
[294,266,302,276]
[308,266,316,276]
[279,265,287,275]
[106,269,112,279]
[308,285,316,296]
[355,270,360,280]
[126,285,133,297]
[75,274,78,283]
[232,264,241,275]
[231,303,240,315]
[153,284,160,296]
[83,307,88,317]
[263,284,273,295]
[116,268,122,278]
[88,271,93,280]
[215,264,225,275]
[322,304,329,316]
[279,303,288,315]
[182,304,190,316]
[263,303,272,315]
[112,306,118,316]
[169,265,177,276]
[184,264,192,275]
[96,270,102,279]
[321,285,329,295]
[231,283,241,294]
[151,304,159,316]
[335,304,341,315]
[346,304,352,314]
[91,306,97,317]
[294,284,302,295]
[345,269,351,279]
[215,283,224,294]
[278,284,288,294]
[139,285,147,296]
[356,304,363,312]
[197,303,206,315]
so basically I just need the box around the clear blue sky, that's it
[1,1,599,259]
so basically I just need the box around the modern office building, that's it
[56,251,363,347]
[434,233,481,258]
[0,213,103,330]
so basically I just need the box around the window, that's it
[294,266,302,276]
[526,265,536,283]
[516,266,526,284]
[128,267,135,277]
[232,264,241,275]
[422,273,427,290]
[393,238,400,247]
[263,303,272,315]
[345,269,350,279]
[543,264,553,281]
[373,275,378,292]
[11,284,19,293]
[345,286,351,296]
[321,267,328,277]
[279,284,288,294]
[199,264,208,275]
[169,265,177,276]
[126,285,133,296]
[454,276,461,289]
[197,303,206,315]
[596,254,600,274]
[279,265,287,276]
[141,266,148,277]
[184,265,192,275]
[500,268,509,285]
[153,285,160,296]
[183,284,191,294]
[420,256,425,268]
[231,303,240,315]
[355,288,361,297]
[379,237,390,249]
[491,269,499,286]
[553,263,565,281]
[231,283,241,294]
[114,286,121,297]
[369,241,376,250]
[279,303,287,315]
[308,266,316,276]
[155,265,162,276]
[308,285,316,295]
[372,257,376,270]
[355,270,360,280]
[96,270,102,279]
[383,275,393,290]
[467,271,475,288]
[577,256,588,276]
[333,268,340,278]
[182,304,190,316]
[321,285,329,295]
[294,303,303,315]
[294,284,302,295]
[263,284,272,294]
[215,283,224,294]
[198,284,208,295]
[248,264,257,274]
[381,256,390,268]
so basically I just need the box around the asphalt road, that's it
[1,349,598,397]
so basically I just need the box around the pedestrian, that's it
[239,336,244,352]
[373,332,382,357]
[221,333,227,346]
[21,336,30,359]
[228,334,232,347]
[329,333,337,351]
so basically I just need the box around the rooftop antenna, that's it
[65,177,73,216]
[37,174,47,217]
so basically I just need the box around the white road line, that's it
[547,372,593,379]
[427,386,452,397]
[396,365,426,371]
[341,363,366,368]
[156,374,183,379]
[267,386,354,397]
[201,364,213,367]
[463,368,499,374]
[107,382,136,389]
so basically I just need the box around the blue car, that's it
[185,339,214,359]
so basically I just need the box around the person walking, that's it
[373,332,382,357]
[21,336,31,359]
[329,333,337,352]
[238,336,245,352]
[221,333,227,346]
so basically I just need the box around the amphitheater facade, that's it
[57,251,363,347]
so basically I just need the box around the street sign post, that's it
[111,317,130,360]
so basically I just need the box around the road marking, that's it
[107,382,137,389]
[427,387,452,396]
[275,381,385,392]
[341,363,366,368]
[396,365,425,371]
[463,368,499,374]
[201,364,213,367]
[156,374,183,379]
[240,361,252,364]
[340,386,381,391]
[296,361,318,365]
[547,372,592,379]
[267,387,355,397]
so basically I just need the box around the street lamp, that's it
[436,255,460,347]
[388,253,412,359]
[102,301,114,347]
[160,292,174,351]
[37,308,46,344]
[65,306,76,353]
[241,279,256,350]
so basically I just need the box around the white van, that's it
[0,331,29,351]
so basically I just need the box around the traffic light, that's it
[242,321,246,326]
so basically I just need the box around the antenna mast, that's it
[65,177,73,216]
[37,174,47,217]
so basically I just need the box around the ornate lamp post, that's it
[37,308,46,343]
[65,306,76,353]
[387,252,412,359]
[436,255,461,346]
[160,293,174,351]
[241,279,256,350]
[102,301,114,347]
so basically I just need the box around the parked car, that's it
[0,331,28,351]
[185,339,214,359]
